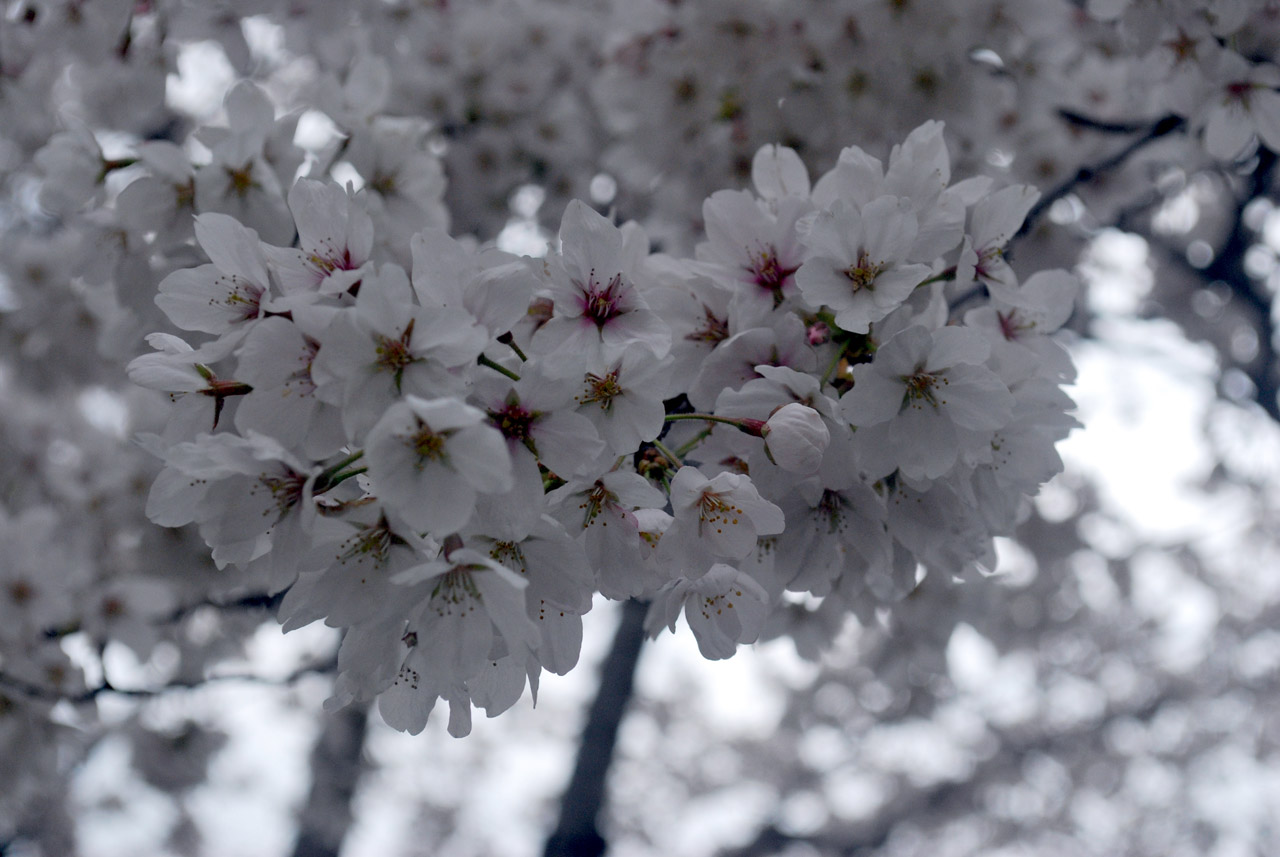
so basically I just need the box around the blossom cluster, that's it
[130,122,1079,735]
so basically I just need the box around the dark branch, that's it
[0,655,336,705]
[158,590,286,626]
[1056,108,1153,135]
[1120,149,1280,422]
[1019,113,1186,239]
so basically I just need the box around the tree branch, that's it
[1018,112,1186,239]
[1120,149,1280,422]
[0,655,336,705]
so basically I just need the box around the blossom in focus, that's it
[645,563,770,660]
[365,395,513,536]
[532,200,671,374]
[840,325,1014,482]
[795,197,933,334]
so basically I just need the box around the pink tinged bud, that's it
[762,403,830,475]
[807,322,830,346]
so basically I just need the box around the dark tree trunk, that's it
[290,704,369,857]
[543,599,649,857]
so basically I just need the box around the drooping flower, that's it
[694,188,810,314]
[265,179,375,297]
[660,466,785,573]
[155,214,272,337]
[954,184,1041,301]
[645,563,770,660]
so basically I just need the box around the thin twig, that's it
[0,656,336,705]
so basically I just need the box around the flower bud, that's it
[762,403,830,475]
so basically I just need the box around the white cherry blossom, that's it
[532,200,671,374]
[365,396,512,537]
[840,325,1014,482]
[645,563,770,660]
[795,197,933,334]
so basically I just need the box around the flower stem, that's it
[664,412,765,437]
[314,451,367,494]
[324,467,367,489]
[820,346,846,385]
[97,157,138,182]
[674,427,715,457]
[651,438,684,469]
[915,266,956,289]
[664,413,741,428]
[322,450,365,476]
[497,332,528,362]
[478,353,522,381]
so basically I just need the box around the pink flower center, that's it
[579,269,627,327]
[1226,81,1254,105]
[997,310,1035,341]
[489,395,539,456]
[221,277,264,322]
[747,246,800,305]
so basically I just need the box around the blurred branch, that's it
[1057,108,1154,135]
[719,676,1207,857]
[1120,149,1280,422]
[158,590,287,625]
[0,654,337,705]
[1019,112,1186,239]
[543,599,649,857]
[290,704,370,857]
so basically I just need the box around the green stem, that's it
[478,353,522,381]
[314,451,366,494]
[664,413,743,429]
[674,427,715,457]
[97,157,138,182]
[324,467,367,489]
[651,438,684,469]
[915,266,956,289]
[820,346,846,385]
[322,450,365,477]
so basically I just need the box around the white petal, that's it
[751,144,811,200]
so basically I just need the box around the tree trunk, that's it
[290,704,369,857]
[543,599,649,857]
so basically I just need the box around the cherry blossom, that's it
[364,395,512,536]
[532,200,671,374]
[795,197,934,334]
[841,325,1015,482]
